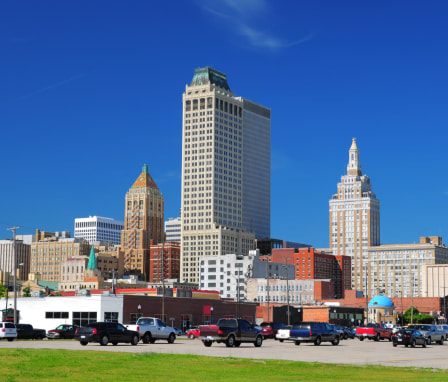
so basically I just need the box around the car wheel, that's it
[388,336,392,342]
[7,338,14,342]
[235,341,241,347]
[405,344,408,347]
[254,335,262,347]
[314,336,321,346]
[100,335,109,346]
[439,337,444,345]
[142,333,151,344]
[295,341,301,346]
[393,342,397,347]
[112,341,118,346]
[375,334,381,342]
[332,336,340,346]
[411,339,416,348]
[279,339,284,343]
[226,335,235,347]
[149,338,156,344]
[359,337,364,341]
[80,341,88,346]
[189,333,195,339]
[344,333,348,340]
[427,338,431,345]
[131,335,139,346]
[167,333,175,344]
[204,340,212,347]
[422,341,427,348]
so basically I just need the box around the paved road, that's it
[2,337,448,369]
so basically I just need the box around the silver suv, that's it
[0,322,17,341]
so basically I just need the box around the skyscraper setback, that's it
[181,67,271,283]
[329,138,380,291]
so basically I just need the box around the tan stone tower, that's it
[329,138,380,291]
[120,164,164,280]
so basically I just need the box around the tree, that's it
[403,307,420,325]
[0,284,7,298]
[22,287,31,297]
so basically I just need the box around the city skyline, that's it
[1,1,448,249]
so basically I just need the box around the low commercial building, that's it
[3,293,258,333]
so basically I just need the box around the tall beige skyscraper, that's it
[181,67,271,283]
[120,164,164,280]
[329,138,380,291]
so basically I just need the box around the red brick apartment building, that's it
[268,247,352,298]
[149,240,180,282]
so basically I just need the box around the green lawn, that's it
[0,349,447,381]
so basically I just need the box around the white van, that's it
[0,322,17,341]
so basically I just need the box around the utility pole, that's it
[266,260,270,322]
[365,263,368,325]
[284,259,290,326]
[161,241,165,322]
[7,226,20,325]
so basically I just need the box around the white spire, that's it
[347,138,362,176]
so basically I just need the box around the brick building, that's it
[269,247,351,298]
[149,241,181,282]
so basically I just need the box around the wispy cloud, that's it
[17,74,85,101]
[197,0,312,49]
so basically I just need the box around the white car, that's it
[275,327,291,342]
[0,322,17,341]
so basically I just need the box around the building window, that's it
[45,312,69,319]
[72,311,97,327]
[104,312,119,323]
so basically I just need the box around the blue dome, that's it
[368,295,394,307]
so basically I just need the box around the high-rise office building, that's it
[120,164,164,280]
[329,138,380,291]
[74,216,124,245]
[181,67,271,283]
[165,217,181,242]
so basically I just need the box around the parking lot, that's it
[3,337,448,369]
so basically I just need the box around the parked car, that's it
[0,322,17,341]
[47,324,78,339]
[186,326,214,339]
[356,323,392,341]
[408,324,444,345]
[436,324,448,340]
[174,327,183,337]
[200,318,263,347]
[283,322,340,346]
[341,326,355,339]
[16,324,46,340]
[392,329,426,348]
[275,325,292,342]
[126,317,177,344]
[260,322,285,339]
[74,322,139,346]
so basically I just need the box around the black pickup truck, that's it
[16,324,46,340]
[200,318,263,348]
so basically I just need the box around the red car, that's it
[186,327,202,339]
[261,322,285,339]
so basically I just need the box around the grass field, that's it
[0,349,447,381]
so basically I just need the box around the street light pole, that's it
[7,226,20,325]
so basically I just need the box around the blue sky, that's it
[1,0,447,248]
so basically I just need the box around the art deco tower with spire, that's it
[120,164,164,280]
[329,138,380,291]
